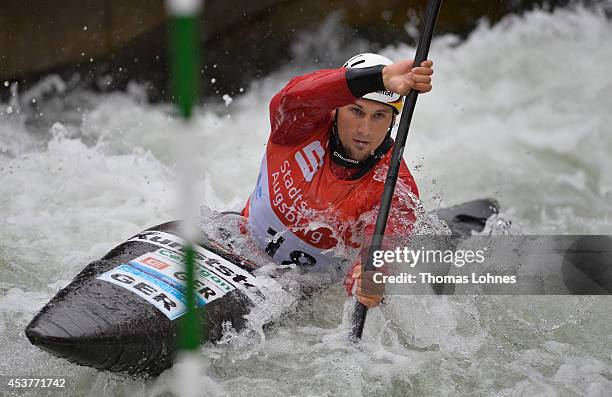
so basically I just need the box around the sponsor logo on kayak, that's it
[98,264,188,320]
[98,251,241,320]
[141,256,170,270]
[155,248,233,292]
[156,248,184,263]
[133,250,233,296]
[127,231,258,290]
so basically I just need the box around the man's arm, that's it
[269,67,387,145]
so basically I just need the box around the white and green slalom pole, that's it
[166,0,203,353]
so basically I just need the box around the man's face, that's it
[335,99,395,161]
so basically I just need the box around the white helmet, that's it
[343,53,403,113]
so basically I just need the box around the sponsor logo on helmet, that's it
[377,90,395,98]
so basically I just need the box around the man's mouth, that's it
[352,138,370,149]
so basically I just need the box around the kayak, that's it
[26,221,261,376]
[25,199,499,376]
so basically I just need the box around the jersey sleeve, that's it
[269,68,355,145]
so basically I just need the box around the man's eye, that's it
[351,108,363,115]
[373,113,385,119]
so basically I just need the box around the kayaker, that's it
[241,53,434,308]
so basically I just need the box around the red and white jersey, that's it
[242,68,419,272]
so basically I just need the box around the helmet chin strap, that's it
[329,110,394,179]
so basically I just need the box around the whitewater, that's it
[1,4,611,396]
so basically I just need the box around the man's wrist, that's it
[345,65,386,97]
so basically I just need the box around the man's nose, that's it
[357,118,371,135]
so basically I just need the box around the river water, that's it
[1,3,611,396]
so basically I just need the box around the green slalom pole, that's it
[167,0,203,351]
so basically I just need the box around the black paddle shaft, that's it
[349,0,444,341]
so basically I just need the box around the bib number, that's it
[265,227,317,267]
